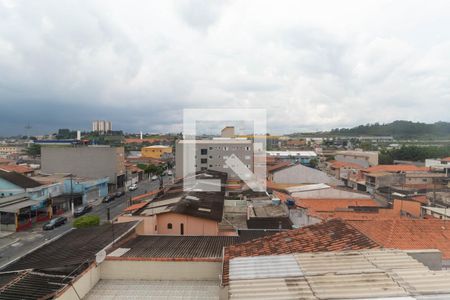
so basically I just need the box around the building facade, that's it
[41,146,125,186]
[92,120,112,133]
[175,139,254,179]
[335,150,379,167]
[141,145,172,159]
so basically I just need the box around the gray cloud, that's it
[0,0,450,136]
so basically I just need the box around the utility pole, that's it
[70,174,74,215]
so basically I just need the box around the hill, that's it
[328,121,450,139]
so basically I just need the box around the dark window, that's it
[201,167,207,171]
[167,223,172,229]
[201,158,207,164]
[180,223,184,235]
[155,225,157,231]
[209,147,213,150]
[201,149,207,155]
[209,165,213,167]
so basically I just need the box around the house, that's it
[268,163,340,185]
[327,160,364,181]
[0,164,34,176]
[0,170,42,197]
[118,170,228,236]
[421,206,450,220]
[141,145,172,159]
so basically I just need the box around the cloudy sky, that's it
[1,0,450,136]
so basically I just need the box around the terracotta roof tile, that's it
[0,165,33,174]
[363,164,430,173]
[348,219,450,259]
[330,160,364,169]
[222,219,380,285]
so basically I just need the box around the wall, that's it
[141,146,172,159]
[0,178,24,197]
[117,215,157,235]
[272,164,339,185]
[56,264,100,300]
[100,260,221,281]
[157,212,219,236]
[175,140,253,179]
[41,146,124,184]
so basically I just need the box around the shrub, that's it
[73,215,100,229]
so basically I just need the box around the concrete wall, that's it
[157,212,219,236]
[100,260,221,281]
[56,264,100,300]
[272,164,339,185]
[41,146,125,184]
[335,151,379,166]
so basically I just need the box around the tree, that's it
[26,144,41,157]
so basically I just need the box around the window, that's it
[246,146,251,151]
[201,167,207,171]
[201,158,207,164]
[224,146,229,151]
[167,223,173,229]
[155,225,157,231]
[180,223,184,235]
[209,147,213,150]
[209,155,212,158]
[209,165,213,167]
[200,149,208,155]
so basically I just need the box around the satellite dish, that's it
[95,249,106,264]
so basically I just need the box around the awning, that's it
[0,199,37,213]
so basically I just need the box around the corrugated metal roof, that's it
[228,250,450,300]
[230,255,302,280]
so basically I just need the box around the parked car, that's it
[115,190,125,198]
[128,184,138,191]
[151,175,158,181]
[43,216,67,230]
[102,194,116,203]
[73,205,92,217]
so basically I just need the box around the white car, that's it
[151,175,158,181]
[128,184,138,191]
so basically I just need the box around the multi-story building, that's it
[335,150,379,167]
[141,145,172,159]
[92,120,112,133]
[0,145,25,157]
[175,138,254,179]
[41,145,125,187]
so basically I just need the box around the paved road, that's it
[0,176,172,269]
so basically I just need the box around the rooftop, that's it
[0,170,42,189]
[422,206,450,217]
[348,219,450,260]
[329,160,365,169]
[363,164,430,173]
[85,280,219,300]
[222,219,380,285]
[134,170,228,222]
[228,249,450,300]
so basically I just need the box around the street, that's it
[0,176,172,269]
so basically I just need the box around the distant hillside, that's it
[329,121,450,139]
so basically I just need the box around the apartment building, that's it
[92,120,112,133]
[175,138,254,179]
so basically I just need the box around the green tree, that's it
[26,144,41,157]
